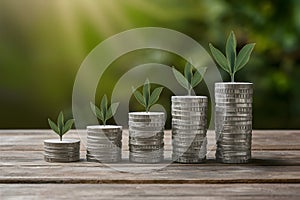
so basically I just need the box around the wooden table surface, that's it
[1,130,299,199]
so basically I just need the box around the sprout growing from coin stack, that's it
[209,31,255,163]
[129,79,165,163]
[87,95,122,163]
[171,61,208,163]
[44,112,80,163]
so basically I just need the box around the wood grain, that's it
[1,184,300,200]
[0,130,299,199]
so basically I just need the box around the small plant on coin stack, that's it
[128,79,165,163]
[87,95,122,163]
[172,61,207,96]
[171,62,208,163]
[44,111,80,163]
[132,79,164,112]
[48,112,74,141]
[209,31,255,164]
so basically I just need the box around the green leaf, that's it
[172,67,190,90]
[48,118,59,134]
[148,87,163,108]
[57,111,64,134]
[209,43,231,74]
[106,102,119,120]
[184,61,193,84]
[226,31,237,73]
[101,95,108,120]
[90,102,104,121]
[191,67,207,88]
[143,79,150,108]
[235,43,256,72]
[62,119,74,134]
[133,87,146,107]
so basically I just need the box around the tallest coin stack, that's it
[215,82,253,163]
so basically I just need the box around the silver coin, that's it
[129,133,163,140]
[172,119,207,126]
[172,95,207,100]
[44,156,80,163]
[171,104,208,109]
[87,131,121,136]
[129,126,164,132]
[172,151,206,158]
[216,156,250,164]
[172,134,207,140]
[129,155,163,163]
[44,148,80,154]
[172,129,207,134]
[86,157,121,163]
[215,93,253,99]
[44,151,80,156]
[128,121,165,127]
[172,155,206,163]
[129,112,164,118]
[216,115,252,121]
[172,124,207,130]
[129,139,164,146]
[215,98,253,104]
[44,146,80,151]
[216,134,251,140]
[86,151,121,157]
[130,143,164,149]
[44,155,80,160]
[44,139,80,146]
[173,145,207,153]
[172,114,207,120]
[215,82,253,87]
[87,139,122,144]
[129,130,164,138]
[129,118,164,122]
[87,135,122,141]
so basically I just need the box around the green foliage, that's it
[48,111,74,141]
[172,61,207,95]
[90,95,119,125]
[132,79,164,112]
[209,31,255,82]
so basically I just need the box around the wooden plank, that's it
[1,163,299,184]
[1,130,299,184]
[1,184,300,199]
[1,151,300,166]
[1,130,300,151]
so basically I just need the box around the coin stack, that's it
[86,125,122,163]
[128,112,165,163]
[171,96,208,163]
[215,82,253,163]
[44,139,80,162]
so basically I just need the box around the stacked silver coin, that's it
[171,96,208,163]
[128,112,165,163]
[86,125,122,163]
[44,139,80,162]
[215,82,253,163]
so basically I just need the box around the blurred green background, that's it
[0,0,299,129]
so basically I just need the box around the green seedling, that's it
[48,111,74,141]
[172,61,207,96]
[132,79,164,112]
[90,95,119,126]
[209,31,255,82]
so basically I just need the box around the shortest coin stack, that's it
[86,125,122,163]
[129,112,165,163]
[171,96,208,163]
[44,139,80,162]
